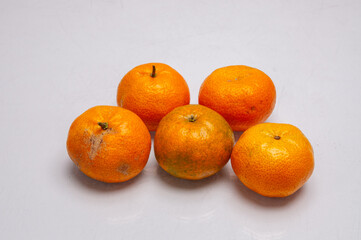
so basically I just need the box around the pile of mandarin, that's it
[67,63,314,198]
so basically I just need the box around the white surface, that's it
[1,0,361,239]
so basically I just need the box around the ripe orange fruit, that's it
[198,65,276,131]
[117,63,190,131]
[66,106,151,183]
[154,104,235,180]
[231,123,314,197]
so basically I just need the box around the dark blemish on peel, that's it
[88,128,115,160]
[118,164,129,175]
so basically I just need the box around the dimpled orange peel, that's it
[154,104,235,180]
[66,106,151,183]
[199,65,276,131]
[231,123,314,197]
[117,63,190,131]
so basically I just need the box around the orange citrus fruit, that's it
[231,123,314,197]
[117,63,190,131]
[199,65,276,131]
[154,104,235,180]
[66,106,151,183]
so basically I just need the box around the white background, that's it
[1,0,361,239]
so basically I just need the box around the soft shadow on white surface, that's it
[231,176,305,207]
[67,162,144,192]
[156,165,227,189]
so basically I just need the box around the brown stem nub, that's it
[151,65,156,78]
[98,122,108,130]
[188,114,196,122]
[274,136,281,140]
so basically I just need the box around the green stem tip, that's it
[151,65,156,78]
[98,122,108,130]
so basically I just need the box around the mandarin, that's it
[199,65,276,131]
[117,63,190,131]
[66,106,151,183]
[231,123,314,197]
[154,104,234,180]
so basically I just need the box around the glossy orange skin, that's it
[154,104,235,180]
[231,123,314,197]
[117,63,190,131]
[66,106,151,183]
[199,65,276,131]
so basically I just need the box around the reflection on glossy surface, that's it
[106,211,143,224]
[178,209,216,222]
[242,226,285,240]
[67,162,146,224]
[156,166,225,220]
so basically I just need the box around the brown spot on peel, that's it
[88,128,115,160]
[118,164,129,175]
